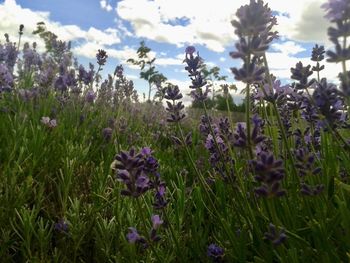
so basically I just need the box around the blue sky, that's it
[0,0,341,103]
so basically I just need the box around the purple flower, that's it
[114,64,124,77]
[264,223,287,246]
[207,243,224,261]
[96,49,108,66]
[113,147,160,197]
[251,151,286,198]
[290,61,314,90]
[102,127,113,141]
[312,78,345,128]
[230,0,277,84]
[41,116,57,128]
[54,219,69,233]
[141,147,152,156]
[126,227,148,248]
[183,47,208,102]
[0,64,14,92]
[185,46,196,56]
[321,0,350,21]
[126,227,141,243]
[151,215,163,230]
[85,90,96,103]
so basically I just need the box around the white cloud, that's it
[0,0,121,53]
[100,0,113,12]
[271,41,306,55]
[116,0,237,52]
[73,43,139,62]
[266,51,340,82]
[155,57,183,66]
[116,0,330,52]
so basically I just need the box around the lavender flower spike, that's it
[207,243,224,262]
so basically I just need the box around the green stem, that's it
[262,54,299,179]
[135,198,162,262]
[162,209,181,256]
[245,83,253,159]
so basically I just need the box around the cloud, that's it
[266,50,340,82]
[115,0,331,52]
[116,0,237,52]
[100,0,113,12]
[0,0,121,52]
[73,43,139,62]
[271,41,306,55]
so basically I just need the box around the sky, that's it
[0,0,342,104]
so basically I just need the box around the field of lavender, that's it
[1,1,350,262]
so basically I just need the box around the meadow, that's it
[0,0,350,262]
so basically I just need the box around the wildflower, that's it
[113,147,162,198]
[312,78,346,128]
[290,61,314,90]
[234,115,265,148]
[126,227,148,248]
[102,127,113,141]
[96,49,108,66]
[151,214,163,230]
[153,183,167,209]
[251,151,286,198]
[126,227,140,243]
[185,46,196,56]
[300,183,325,196]
[183,46,209,102]
[311,44,325,63]
[321,0,350,21]
[41,116,57,128]
[85,89,96,103]
[264,223,287,246]
[0,41,18,72]
[0,64,14,92]
[230,0,277,84]
[207,243,224,262]
[54,219,69,233]
[19,24,24,35]
[114,64,124,77]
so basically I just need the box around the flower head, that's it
[264,223,287,246]
[321,0,350,21]
[207,243,224,261]
[185,46,196,56]
[54,219,69,233]
[96,49,108,66]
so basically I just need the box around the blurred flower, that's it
[126,227,140,243]
[321,0,350,21]
[183,46,209,102]
[19,24,24,35]
[207,243,224,262]
[250,151,286,198]
[290,61,314,90]
[54,219,69,233]
[300,183,325,196]
[0,63,14,92]
[311,44,325,62]
[312,78,346,128]
[185,46,196,56]
[126,227,148,249]
[41,116,57,128]
[230,0,277,84]
[85,90,96,103]
[151,214,163,230]
[264,223,287,246]
[96,49,108,66]
[102,127,113,141]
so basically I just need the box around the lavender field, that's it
[1,0,350,262]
